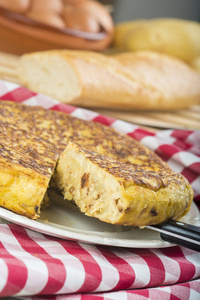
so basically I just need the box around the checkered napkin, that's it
[0,80,200,299]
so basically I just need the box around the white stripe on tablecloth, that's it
[151,249,181,284]
[140,136,161,151]
[71,107,99,121]
[0,227,49,296]
[111,119,138,135]
[155,130,176,144]
[189,288,200,300]
[0,81,19,96]
[149,286,171,300]
[178,151,200,167]
[181,248,200,278]
[26,229,85,294]
[102,290,128,300]
[0,258,8,292]
[167,157,184,173]
[167,151,200,170]
[186,131,200,146]
[23,94,59,109]
[112,248,150,288]
[79,243,120,293]
[191,176,200,198]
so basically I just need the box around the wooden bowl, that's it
[0,7,113,55]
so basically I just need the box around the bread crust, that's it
[17,49,200,110]
[114,51,200,109]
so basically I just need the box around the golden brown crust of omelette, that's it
[0,100,194,224]
[0,119,58,218]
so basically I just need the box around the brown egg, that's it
[0,0,30,13]
[30,0,64,14]
[78,0,114,33]
[63,0,113,34]
[63,0,87,3]
[63,7,99,33]
[25,11,66,28]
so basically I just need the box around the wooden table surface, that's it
[0,51,199,131]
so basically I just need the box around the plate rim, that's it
[0,201,199,249]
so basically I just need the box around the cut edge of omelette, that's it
[53,141,193,227]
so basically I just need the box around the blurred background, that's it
[102,0,200,23]
[0,0,199,129]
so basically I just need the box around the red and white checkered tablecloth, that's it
[0,80,200,299]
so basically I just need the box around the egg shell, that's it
[0,0,30,13]
[75,0,114,33]
[25,11,66,28]
[30,0,63,14]
[63,7,99,33]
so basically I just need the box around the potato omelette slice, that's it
[0,120,58,219]
[54,142,193,227]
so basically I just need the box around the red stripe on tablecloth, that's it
[96,247,135,291]
[50,104,77,114]
[79,279,200,300]
[0,226,28,297]
[195,195,200,203]
[129,249,165,288]
[170,131,200,157]
[160,247,196,283]
[169,282,191,300]
[57,240,102,293]
[173,140,192,152]
[0,242,27,297]
[171,130,194,141]
[127,289,150,299]
[181,165,200,186]
[0,87,37,102]
[32,279,199,299]
[9,225,67,296]
[128,128,155,141]
[92,115,115,126]
[155,144,181,162]
[182,162,200,177]
[80,295,104,300]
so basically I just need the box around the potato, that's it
[114,19,147,49]
[190,56,200,73]
[114,18,200,63]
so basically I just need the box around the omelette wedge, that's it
[54,142,193,227]
[0,121,58,219]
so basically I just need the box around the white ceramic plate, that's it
[0,189,200,248]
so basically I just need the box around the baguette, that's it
[113,51,200,109]
[17,49,200,110]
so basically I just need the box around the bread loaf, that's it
[17,50,200,110]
